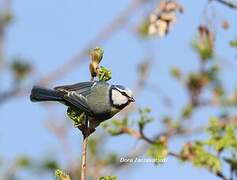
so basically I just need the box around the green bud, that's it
[98,66,112,81]
[230,39,237,47]
[11,58,32,81]
[67,107,85,128]
[182,104,193,119]
[55,169,70,180]
[170,67,181,79]
[99,176,117,180]
[16,156,30,168]
[137,19,150,37]
[90,47,104,64]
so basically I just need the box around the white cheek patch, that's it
[112,90,128,106]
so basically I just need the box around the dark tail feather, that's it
[30,86,62,102]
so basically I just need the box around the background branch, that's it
[211,0,237,9]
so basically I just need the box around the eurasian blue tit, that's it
[30,81,135,125]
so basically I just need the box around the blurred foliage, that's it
[230,39,237,48]
[138,108,153,130]
[55,169,71,180]
[11,57,32,81]
[102,117,129,136]
[180,142,221,173]
[42,159,59,171]
[99,176,117,180]
[206,118,237,152]
[0,12,14,27]
[137,19,150,37]
[103,153,118,165]
[137,60,150,77]
[192,26,214,61]
[181,104,193,119]
[170,67,182,79]
[147,136,168,161]
[180,117,237,174]
[16,156,31,168]
[224,157,237,177]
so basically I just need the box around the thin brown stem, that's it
[210,0,237,9]
[0,0,11,69]
[80,117,89,180]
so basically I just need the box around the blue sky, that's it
[1,0,237,179]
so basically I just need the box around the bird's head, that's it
[110,85,135,109]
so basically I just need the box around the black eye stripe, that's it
[120,91,129,98]
[113,88,129,98]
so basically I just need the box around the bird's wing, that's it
[54,82,96,114]
[54,82,95,92]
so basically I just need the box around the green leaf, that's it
[192,38,213,61]
[16,156,31,168]
[147,137,168,162]
[138,108,153,130]
[11,57,32,80]
[230,40,237,47]
[0,13,14,27]
[170,67,182,79]
[104,153,118,165]
[42,159,59,171]
[181,104,193,119]
[102,118,128,136]
[55,169,70,180]
[180,142,221,173]
[67,107,85,128]
[88,138,97,155]
[98,66,112,81]
[137,19,150,37]
[206,118,237,152]
[99,176,117,180]
[224,157,237,172]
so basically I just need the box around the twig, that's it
[168,151,231,180]
[216,171,231,180]
[210,0,237,9]
[45,119,74,168]
[0,87,20,105]
[80,114,89,180]
[121,127,142,139]
[0,0,11,70]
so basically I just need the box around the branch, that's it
[80,117,89,180]
[168,152,231,180]
[216,171,231,180]
[210,0,237,9]
[0,87,20,105]
[0,0,12,69]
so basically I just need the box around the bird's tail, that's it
[30,86,62,102]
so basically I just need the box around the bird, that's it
[30,81,135,130]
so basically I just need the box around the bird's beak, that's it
[129,97,135,102]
